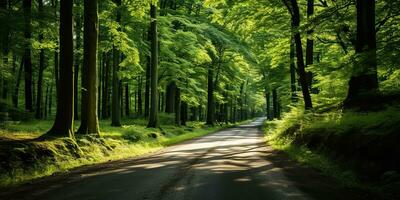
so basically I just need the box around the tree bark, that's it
[12,58,24,108]
[206,65,214,125]
[290,35,297,101]
[144,56,150,117]
[46,0,75,138]
[35,0,45,119]
[125,83,130,116]
[101,52,110,119]
[289,0,313,109]
[175,87,181,126]
[74,0,82,120]
[44,85,49,118]
[272,89,278,119]
[147,3,159,128]
[23,0,33,112]
[138,76,143,115]
[344,0,378,107]
[181,101,188,126]
[165,81,176,113]
[77,0,100,135]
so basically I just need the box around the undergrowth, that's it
[264,105,400,198]
[0,114,244,188]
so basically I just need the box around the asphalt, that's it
[1,118,366,200]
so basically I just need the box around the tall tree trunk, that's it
[147,4,159,128]
[74,0,82,120]
[144,56,150,117]
[44,85,49,118]
[175,87,181,126]
[77,0,100,135]
[206,65,214,125]
[289,0,313,109]
[165,82,176,113]
[272,89,278,119]
[181,101,188,126]
[111,0,121,126]
[13,58,24,108]
[48,84,53,116]
[1,1,10,100]
[101,52,109,119]
[138,76,143,115]
[344,0,378,107]
[35,0,45,119]
[46,0,74,138]
[266,92,272,120]
[23,0,33,112]
[54,51,59,99]
[125,83,130,116]
[290,35,297,101]
[305,0,315,61]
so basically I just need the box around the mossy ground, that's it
[264,105,400,199]
[0,114,244,188]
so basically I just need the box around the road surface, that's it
[1,118,365,200]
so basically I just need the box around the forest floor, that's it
[0,118,369,200]
[0,114,245,188]
[264,104,400,199]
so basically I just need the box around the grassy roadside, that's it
[263,106,400,199]
[0,115,251,188]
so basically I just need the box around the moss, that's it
[0,118,248,188]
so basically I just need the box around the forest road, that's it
[2,118,365,200]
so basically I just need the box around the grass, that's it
[0,114,246,188]
[264,105,400,189]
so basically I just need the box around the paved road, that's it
[2,118,365,200]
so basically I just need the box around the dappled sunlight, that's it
[15,118,329,200]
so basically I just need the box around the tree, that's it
[35,0,45,119]
[46,0,74,138]
[147,3,159,128]
[74,0,83,120]
[344,0,378,107]
[306,0,314,91]
[283,0,313,109]
[23,0,33,112]
[111,0,122,127]
[77,0,100,135]
[206,64,214,125]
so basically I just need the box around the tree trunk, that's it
[147,4,159,128]
[272,89,278,119]
[111,0,121,126]
[44,85,49,118]
[12,58,24,108]
[305,1,315,57]
[290,35,297,101]
[125,83,130,116]
[144,56,150,117]
[266,92,272,120]
[344,0,378,107]
[175,87,181,126]
[306,0,314,91]
[46,0,75,138]
[138,76,143,115]
[101,52,109,119]
[181,101,188,126]
[35,0,45,119]
[48,84,53,116]
[165,82,176,113]
[23,0,33,112]
[290,0,313,109]
[54,51,59,99]
[206,65,214,125]
[77,0,100,135]
[74,1,82,120]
